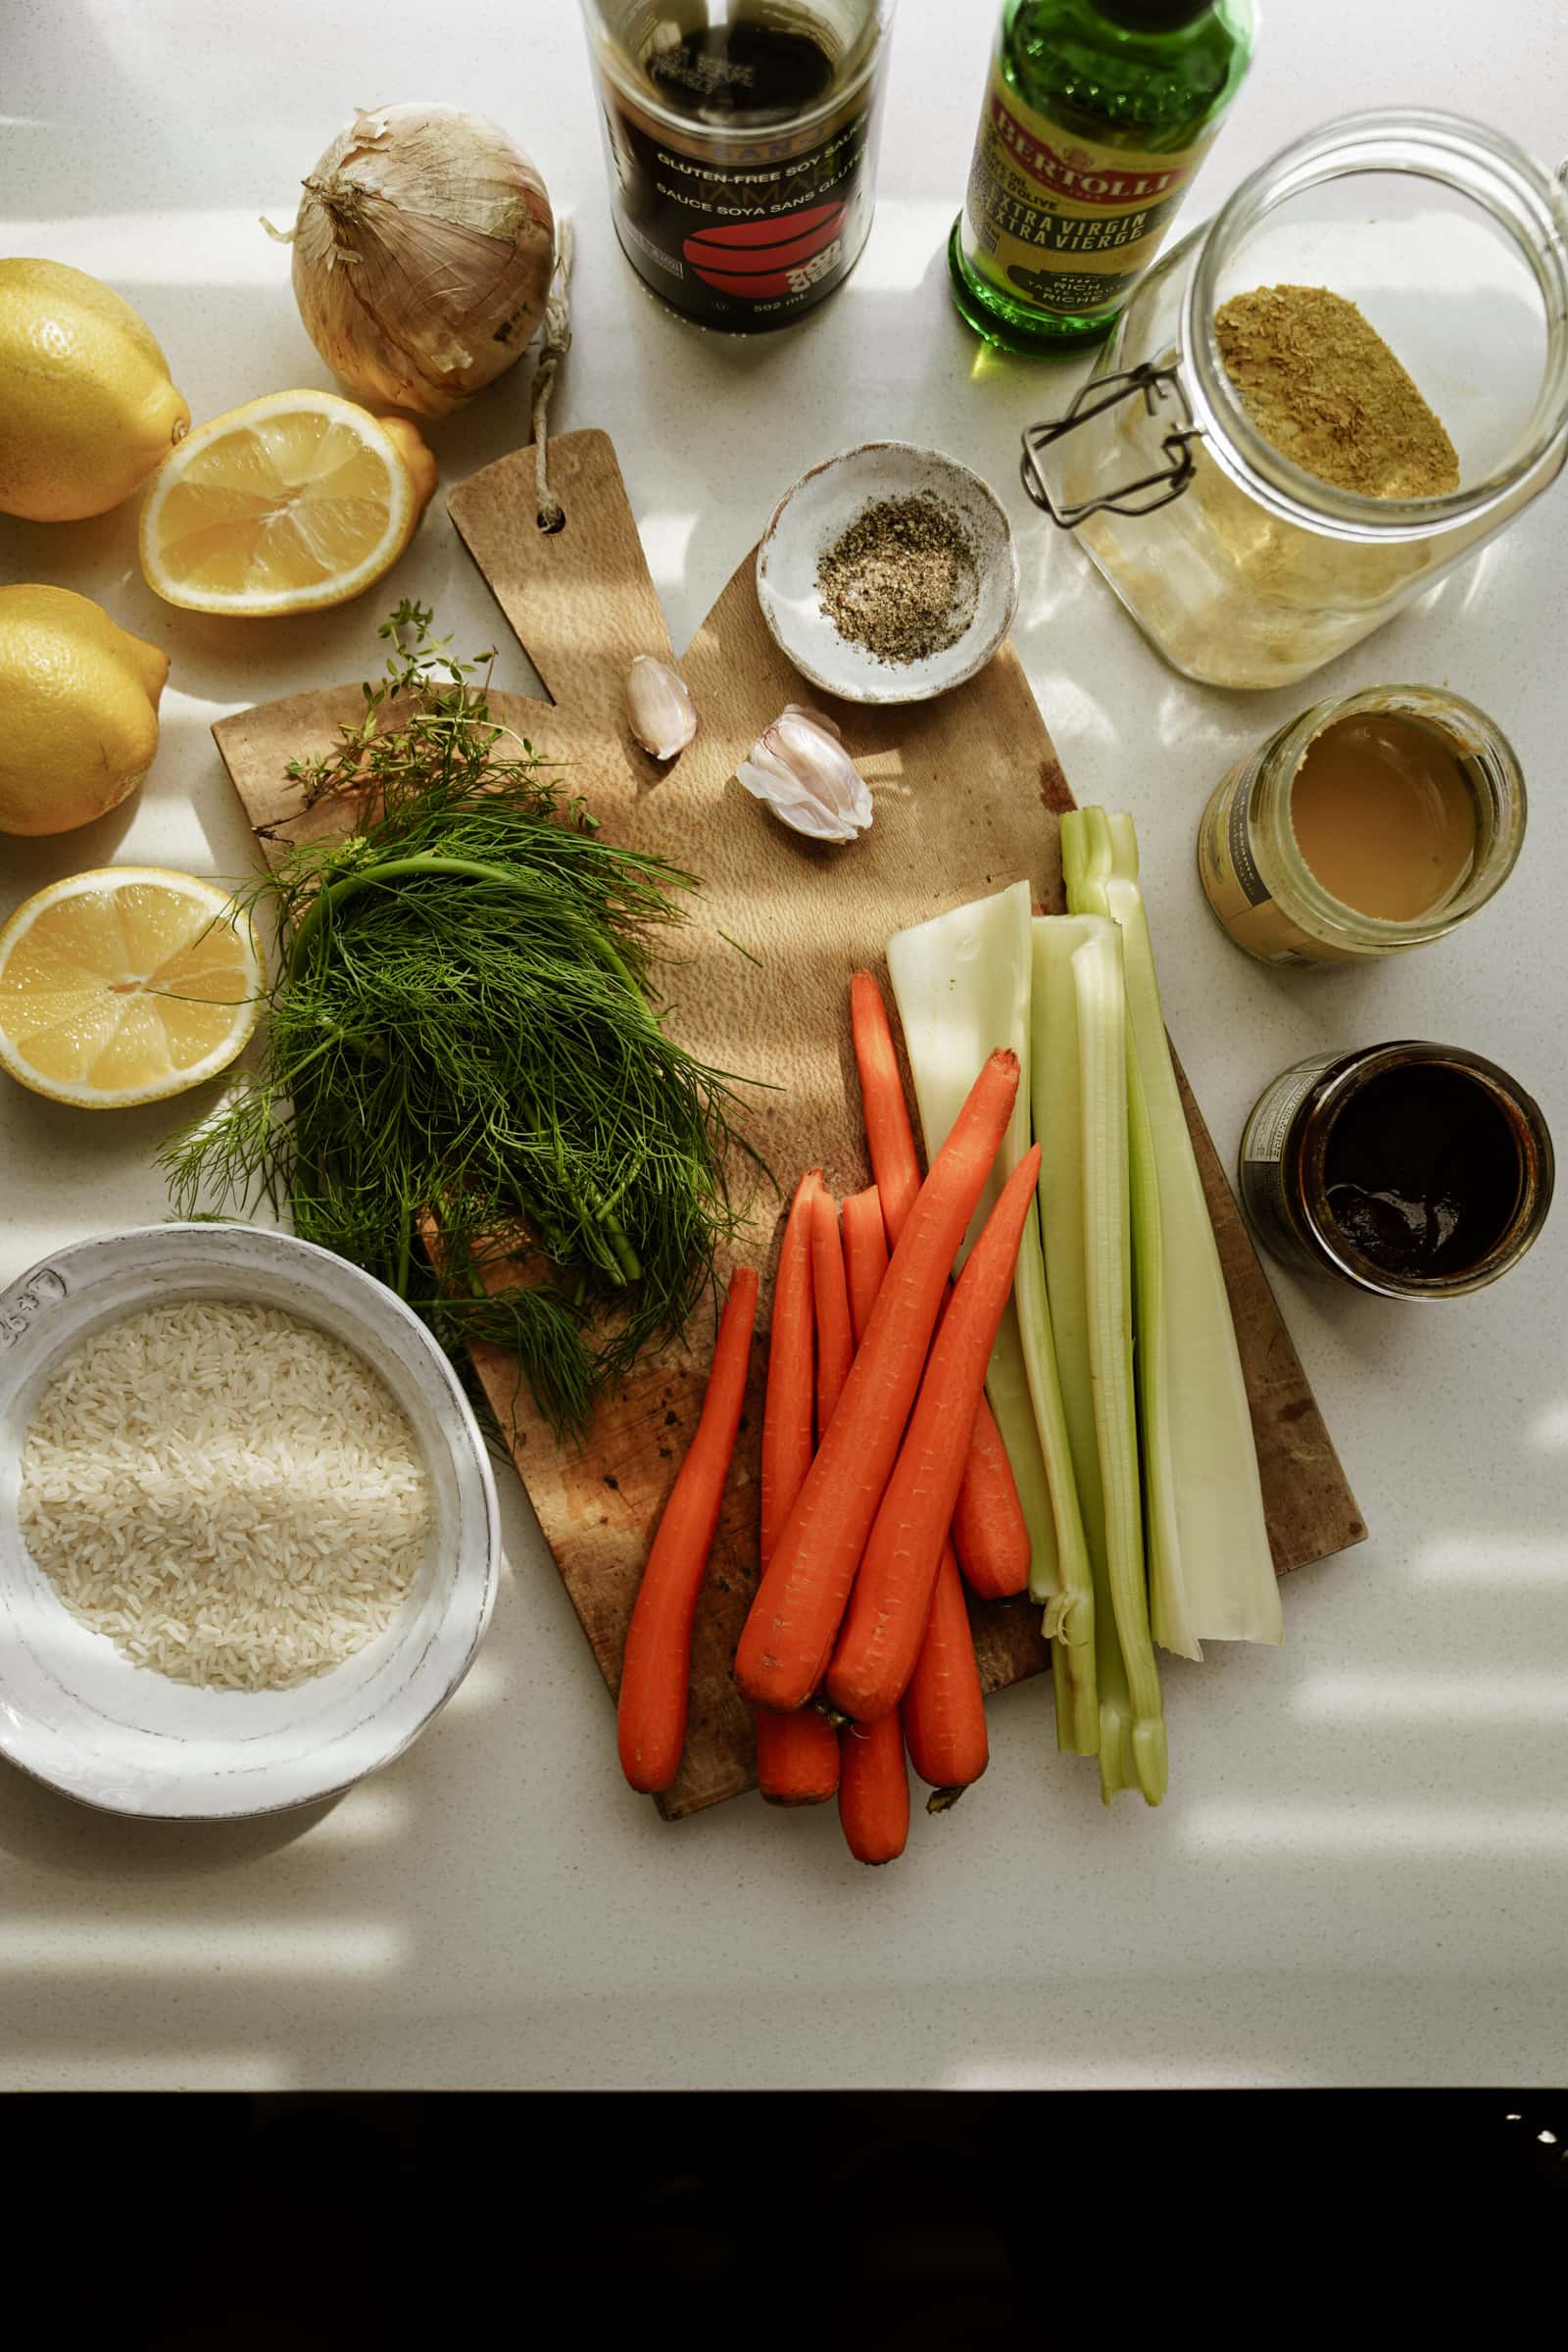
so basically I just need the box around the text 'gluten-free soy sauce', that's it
[580,2,895,330]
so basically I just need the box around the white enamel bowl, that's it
[756,440,1020,705]
[0,1224,500,1820]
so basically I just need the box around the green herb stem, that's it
[290,854,644,1004]
[163,603,755,1437]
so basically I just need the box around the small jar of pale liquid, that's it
[1197,685,1526,966]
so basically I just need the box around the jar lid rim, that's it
[1182,108,1568,542]
[1249,684,1527,947]
[1293,1042,1553,1297]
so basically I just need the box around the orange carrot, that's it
[838,1710,910,1865]
[735,1052,1020,1714]
[760,1169,818,1569]
[849,971,921,1236]
[808,1183,855,1440]
[844,1180,991,1788]
[827,1147,1041,1723]
[850,970,1030,1602]
[902,1546,990,1791]
[618,1267,758,1795]
[840,1184,889,1348]
[949,1399,1030,1599]
[756,1705,841,1805]
[754,1172,839,1806]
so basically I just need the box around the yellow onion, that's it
[274,102,555,418]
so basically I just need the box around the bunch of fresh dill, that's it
[164,604,753,1436]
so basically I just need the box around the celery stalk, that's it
[887,884,1096,1755]
[1013,1234,1097,1756]
[1033,917,1165,1804]
[1072,921,1167,1806]
[1062,808,1283,1651]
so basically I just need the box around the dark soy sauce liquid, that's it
[642,16,836,123]
[1323,1062,1522,1279]
[597,2,884,329]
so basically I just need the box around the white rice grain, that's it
[18,1298,429,1691]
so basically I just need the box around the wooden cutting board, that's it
[213,428,1365,1820]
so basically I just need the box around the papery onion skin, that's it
[287,103,555,418]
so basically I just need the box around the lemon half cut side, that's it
[0,867,264,1108]
[139,389,437,617]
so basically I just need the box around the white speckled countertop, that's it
[2,0,1564,2089]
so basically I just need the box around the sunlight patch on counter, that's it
[1185,1803,1568,1858]
[1413,1535,1567,1588]
[943,2054,1272,2089]
[4,211,292,287]
[853,199,963,295]
[0,1921,405,1974]
[1296,1670,1568,1724]
[12,2050,291,2089]
[303,1787,416,1846]
[438,1651,513,1719]
[1526,1398,1568,1451]
[638,510,699,589]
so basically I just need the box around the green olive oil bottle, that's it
[949,0,1254,354]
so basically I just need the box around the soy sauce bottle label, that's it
[589,45,887,329]
[964,58,1214,317]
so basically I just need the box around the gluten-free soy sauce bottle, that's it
[950,0,1254,354]
[580,2,896,331]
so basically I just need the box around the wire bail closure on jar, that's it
[1020,362,1203,527]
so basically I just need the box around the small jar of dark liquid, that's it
[579,2,896,330]
[1240,1042,1554,1299]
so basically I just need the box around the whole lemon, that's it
[0,260,190,522]
[0,586,170,836]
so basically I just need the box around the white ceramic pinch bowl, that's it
[0,1224,499,1819]
[756,439,1020,705]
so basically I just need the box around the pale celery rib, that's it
[1012,1230,1097,1757]
[1033,916,1165,1805]
[886,882,1096,1756]
[1061,808,1283,1652]
[1072,921,1167,1805]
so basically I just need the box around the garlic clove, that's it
[625,655,698,761]
[737,760,862,843]
[736,708,872,845]
[782,702,842,740]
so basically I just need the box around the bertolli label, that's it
[964,58,1213,316]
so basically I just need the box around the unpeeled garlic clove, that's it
[736,706,872,844]
[625,656,698,760]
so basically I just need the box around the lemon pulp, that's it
[0,871,261,1105]
[153,410,399,597]
[139,392,435,615]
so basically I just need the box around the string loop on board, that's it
[532,219,573,535]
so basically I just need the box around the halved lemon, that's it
[0,867,263,1108]
[138,390,437,616]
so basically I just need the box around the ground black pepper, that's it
[816,494,980,666]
